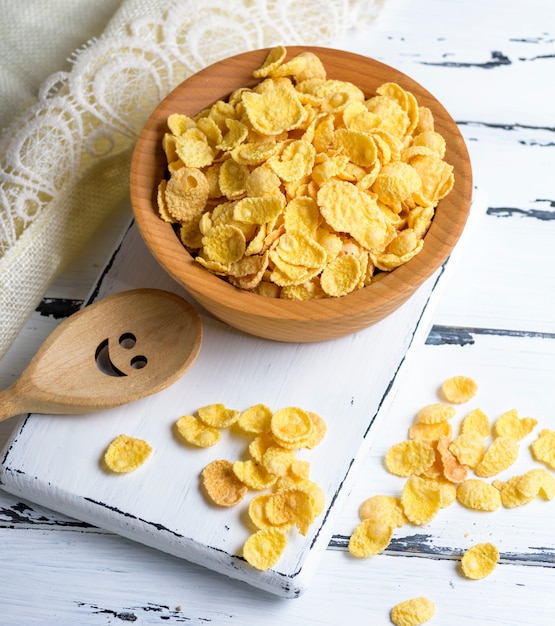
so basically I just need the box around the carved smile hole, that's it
[95,333,148,377]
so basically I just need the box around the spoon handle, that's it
[0,385,29,422]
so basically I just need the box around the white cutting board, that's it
[0,193,481,597]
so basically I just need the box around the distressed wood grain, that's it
[1,0,555,621]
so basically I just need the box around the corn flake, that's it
[237,404,273,434]
[320,254,362,297]
[243,85,306,136]
[261,447,296,477]
[248,494,292,531]
[384,440,436,477]
[197,403,240,428]
[460,408,491,438]
[530,429,555,470]
[416,403,456,424]
[233,459,277,490]
[175,414,220,448]
[348,518,394,558]
[201,459,248,507]
[390,597,436,626]
[242,527,288,570]
[401,476,441,525]
[441,375,478,404]
[456,479,501,512]
[408,419,452,440]
[517,468,555,500]
[499,469,555,508]
[449,431,485,469]
[265,488,315,535]
[270,406,313,449]
[493,408,537,441]
[474,436,519,478]
[304,411,328,449]
[460,542,499,580]
[103,434,152,473]
[497,475,535,509]
[358,495,407,528]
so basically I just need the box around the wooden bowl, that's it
[130,47,472,343]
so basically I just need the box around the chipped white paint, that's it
[1,0,555,622]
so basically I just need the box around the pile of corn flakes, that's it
[101,403,326,571]
[158,46,455,299]
[348,375,555,624]
[177,402,327,570]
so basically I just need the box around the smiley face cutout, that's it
[95,332,148,377]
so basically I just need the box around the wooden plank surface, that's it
[1,0,555,622]
[0,219,454,597]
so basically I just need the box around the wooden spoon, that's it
[0,289,202,421]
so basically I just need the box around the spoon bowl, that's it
[0,289,202,421]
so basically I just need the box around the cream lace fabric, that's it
[0,0,384,360]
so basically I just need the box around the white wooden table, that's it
[1,0,555,623]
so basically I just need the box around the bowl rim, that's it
[130,46,473,323]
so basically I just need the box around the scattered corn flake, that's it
[242,527,288,570]
[437,436,468,484]
[460,542,499,580]
[401,476,441,525]
[497,475,535,508]
[474,436,519,478]
[237,404,273,434]
[518,468,555,500]
[436,478,457,508]
[456,479,501,512]
[265,488,316,535]
[530,429,555,470]
[493,409,537,440]
[261,447,296,477]
[460,407,491,438]
[248,494,292,531]
[233,459,277,490]
[348,518,394,558]
[289,458,311,480]
[201,459,248,507]
[420,441,443,479]
[499,468,555,508]
[416,403,456,424]
[175,414,220,448]
[270,406,313,449]
[274,477,326,517]
[390,596,436,626]
[384,440,436,477]
[249,430,278,462]
[358,495,407,528]
[303,411,327,449]
[408,419,452,441]
[441,375,478,404]
[103,434,152,473]
[449,431,485,469]
[197,403,240,428]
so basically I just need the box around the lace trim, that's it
[0,0,383,358]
